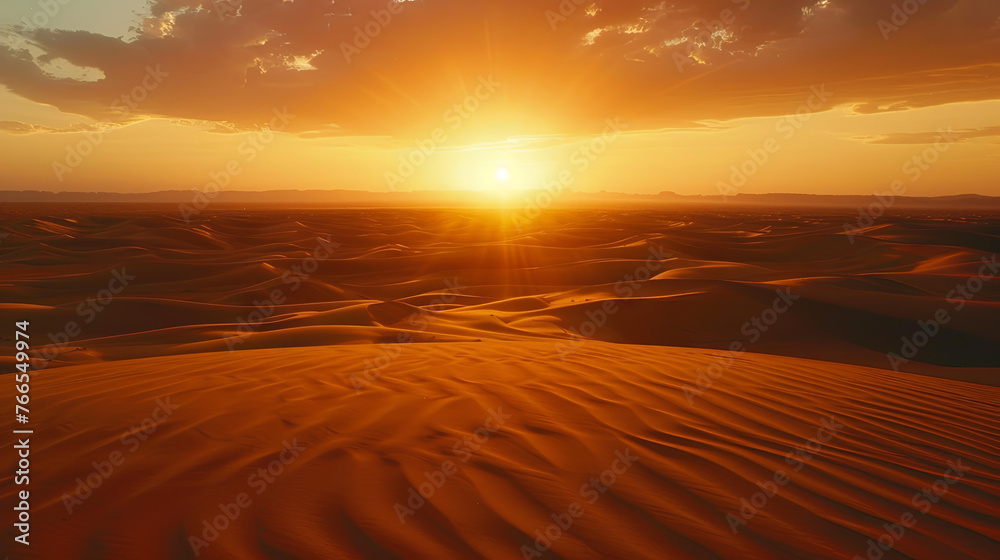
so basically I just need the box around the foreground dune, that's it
[3,340,999,559]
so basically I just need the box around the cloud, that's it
[0,0,997,139]
[0,120,109,134]
[0,120,51,134]
[858,125,1000,144]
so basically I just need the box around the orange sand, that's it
[1,207,998,559]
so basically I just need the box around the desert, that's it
[1,205,998,559]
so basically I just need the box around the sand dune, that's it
[1,206,998,559]
[1,208,997,381]
[2,341,999,559]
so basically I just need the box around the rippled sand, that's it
[1,207,998,559]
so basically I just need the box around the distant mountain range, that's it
[2,189,999,209]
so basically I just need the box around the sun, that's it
[453,158,550,192]
[494,166,510,183]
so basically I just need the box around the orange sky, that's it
[1,0,999,195]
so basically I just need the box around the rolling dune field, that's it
[1,206,999,559]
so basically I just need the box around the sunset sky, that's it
[1,0,999,195]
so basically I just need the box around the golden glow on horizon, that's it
[0,89,999,196]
